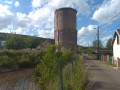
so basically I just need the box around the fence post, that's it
[58,60,63,90]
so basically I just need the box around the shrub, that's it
[0,55,16,67]
[35,45,60,83]
[47,55,90,90]
[0,50,45,68]
[35,45,74,85]
[17,56,32,68]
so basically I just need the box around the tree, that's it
[92,40,103,50]
[106,38,112,50]
[87,48,93,55]
[78,46,83,54]
[0,41,2,50]
[26,36,41,49]
[4,34,26,50]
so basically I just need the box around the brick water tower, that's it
[54,7,77,53]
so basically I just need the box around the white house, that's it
[112,29,120,66]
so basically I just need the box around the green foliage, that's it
[78,46,83,54]
[86,48,92,55]
[26,36,41,49]
[61,49,73,67]
[35,45,74,84]
[0,50,44,68]
[105,62,116,67]
[35,45,61,83]
[0,55,15,67]
[109,56,112,62]
[106,38,112,50]
[0,45,89,89]
[17,56,32,68]
[47,55,90,90]
[0,33,54,50]
[91,56,97,60]
[4,34,26,50]
[92,40,103,50]
[35,45,89,89]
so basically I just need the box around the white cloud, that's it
[0,4,13,30]
[92,0,120,24]
[0,0,90,40]
[31,0,90,14]
[32,0,49,8]
[14,1,20,7]
[14,12,31,28]
[0,29,11,33]
[38,29,54,39]
[29,0,90,36]
[0,4,12,16]
[78,25,98,38]
[4,0,13,5]
[32,0,41,8]
[14,28,28,35]
[78,39,92,47]
[0,25,28,35]
[28,7,53,28]
[101,35,112,46]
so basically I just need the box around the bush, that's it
[17,55,32,68]
[0,50,44,68]
[35,45,60,83]
[47,55,90,90]
[0,55,16,67]
[35,46,74,83]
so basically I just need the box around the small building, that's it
[112,29,120,65]
[92,50,113,57]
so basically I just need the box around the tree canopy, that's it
[92,40,103,50]
[106,38,112,50]
[4,34,26,49]
[78,46,83,54]
[3,34,49,50]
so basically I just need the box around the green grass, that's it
[47,55,90,90]
[118,68,120,70]
[105,62,116,67]
[0,49,45,68]
[109,56,112,63]
[91,56,97,60]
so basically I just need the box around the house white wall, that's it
[113,36,120,64]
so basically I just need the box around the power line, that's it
[100,10,120,28]
[101,19,120,30]
[100,21,120,36]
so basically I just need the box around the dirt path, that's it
[83,54,120,90]
[0,68,41,90]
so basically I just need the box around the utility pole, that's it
[97,26,100,60]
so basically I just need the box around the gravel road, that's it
[84,54,120,90]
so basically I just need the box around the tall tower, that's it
[54,7,77,53]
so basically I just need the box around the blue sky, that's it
[0,0,120,47]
